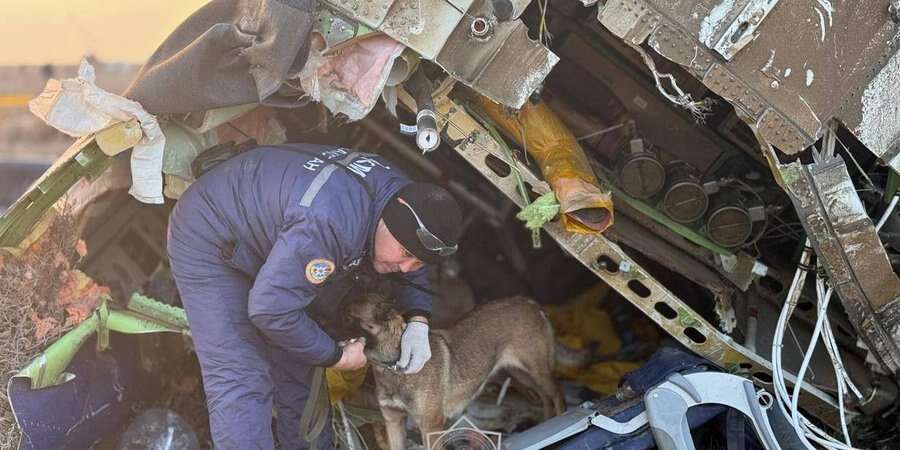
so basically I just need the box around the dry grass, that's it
[0,206,98,448]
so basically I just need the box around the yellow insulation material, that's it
[326,366,368,404]
[546,284,640,394]
[477,96,614,233]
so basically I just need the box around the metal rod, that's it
[576,123,626,141]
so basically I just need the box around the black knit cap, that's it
[381,183,462,264]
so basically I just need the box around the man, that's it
[166,143,463,449]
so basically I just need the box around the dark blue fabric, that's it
[619,346,709,393]
[167,144,431,448]
[9,334,150,450]
[557,346,718,450]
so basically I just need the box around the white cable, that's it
[784,189,900,449]
[820,314,862,447]
[821,316,863,399]
[783,278,862,450]
[770,242,868,450]
[772,244,817,449]
[876,194,899,232]
[625,42,712,122]
[790,280,831,427]
[792,282,860,450]
[772,189,896,450]
[576,123,626,141]
[815,279,854,447]
[836,372,850,447]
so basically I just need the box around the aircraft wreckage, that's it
[3,0,900,448]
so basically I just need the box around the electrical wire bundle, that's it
[771,241,861,449]
[770,195,900,449]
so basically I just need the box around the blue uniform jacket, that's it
[168,144,432,366]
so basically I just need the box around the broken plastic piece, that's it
[15,296,190,390]
[95,120,143,156]
[118,408,199,450]
[508,372,787,450]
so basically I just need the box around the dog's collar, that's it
[368,357,399,371]
[366,347,399,370]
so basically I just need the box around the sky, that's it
[0,0,209,65]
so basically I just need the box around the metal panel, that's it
[321,0,398,29]
[322,0,554,107]
[380,0,469,59]
[848,50,900,173]
[320,0,474,59]
[434,0,559,108]
[594,0,900,155]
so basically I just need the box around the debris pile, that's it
[125,270,212,448]
[0,208,107,448]
[138,333,212,448]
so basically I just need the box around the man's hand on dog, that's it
[331,337,368,371]
[397,317,431,374]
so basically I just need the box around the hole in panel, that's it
[485,154,511,178]
[596,255,619,273]
[684,327,707,344]
[628,280,651,298]
[654,302,678,319]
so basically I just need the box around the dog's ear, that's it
[375,302,396,323]
[363,293,398,322]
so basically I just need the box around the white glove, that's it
[397,321,431,374]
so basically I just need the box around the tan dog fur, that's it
[345,294,565,450]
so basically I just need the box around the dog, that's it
[345,293,565,450]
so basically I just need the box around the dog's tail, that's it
[537,307,556,367]
[555,341,597,370]
[538,308,568,416]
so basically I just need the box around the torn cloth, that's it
[29,60,165,204]
[122,0,318,115]
[299,34,405,121]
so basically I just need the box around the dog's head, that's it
[343,292,406,363]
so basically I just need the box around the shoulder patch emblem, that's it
[305,258,335,284]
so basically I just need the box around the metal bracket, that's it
[434,0,558,108]
[644,372,781,450]
[320,0,554,107]
[777,155,900,375]
[506,372,788,449]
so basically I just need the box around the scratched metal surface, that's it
[596,0,900,156]
[779,155,900,375]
